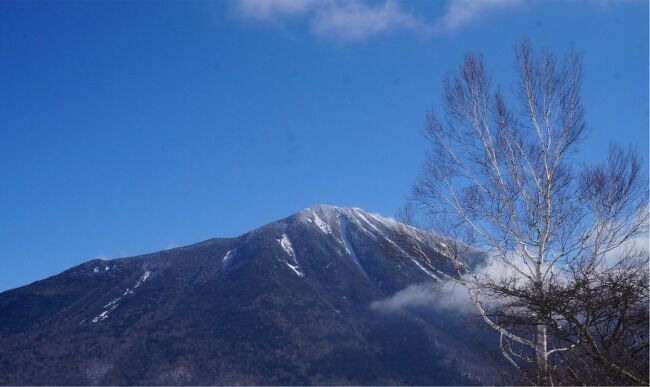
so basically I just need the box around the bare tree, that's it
[545,248,649,385]
[402,40,648,385]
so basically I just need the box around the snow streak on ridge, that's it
[88,270,151,324]
[304,205,442,282]
[311,210,332,234]
[278,232,304,277]
[338,214,370,280]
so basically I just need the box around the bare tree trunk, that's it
[536,324,550,386]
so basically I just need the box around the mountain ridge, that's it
[0,205,495,385]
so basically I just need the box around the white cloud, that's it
[371,253,531,314]
[371,282,474,312]
[235,0,320,21]
[437,0,522,32]
[232,0,524,41]
[601,233,649,270]
[310,1,422,42]
[373,231,650,315]
[233,0,424,42]
[371,283,436,311]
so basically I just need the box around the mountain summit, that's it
[0,205,492,385]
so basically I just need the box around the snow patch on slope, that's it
[92,309,113,323]
[312,211,332,234]
[384,237,412,259]
[87,270,151,324]
[277,233,304,277]
[353,208,384,236]
[134,271,150,289]
[279,234,296,259]
[222,248,237,269]
[92,264,111,274]
[411,258,438,280]
[285,262,303,277]
[338,215,369,280]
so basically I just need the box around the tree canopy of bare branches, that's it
[407,39,649,386]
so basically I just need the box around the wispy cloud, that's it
[371,283,436,311]
[371,282,474,312]
[235,0,320,21]
[310,1,423,42]
[233,0,423,42]
[371,253,532,314]
[436,0,523,32]
[232,0,523,42]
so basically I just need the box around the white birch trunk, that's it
[536,324,550,386]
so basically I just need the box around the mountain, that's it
[0,205,495,385]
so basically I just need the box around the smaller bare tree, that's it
[544,246,649,385]
[398,40,648,385]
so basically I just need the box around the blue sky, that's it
[0,0,647,291]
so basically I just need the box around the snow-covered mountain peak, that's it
[297,204,415,236]
[299,204,381,223]
[298,204,345,218]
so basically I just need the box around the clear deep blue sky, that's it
[0,0,647,291]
